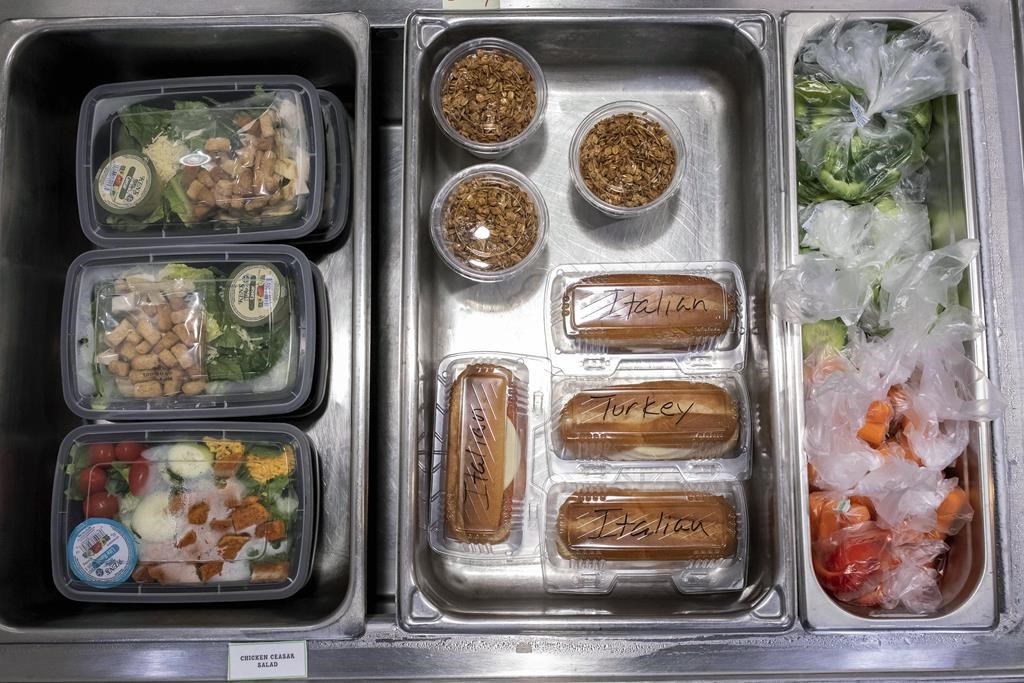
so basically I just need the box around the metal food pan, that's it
[399,10,790,633]
[780,11,998,630]
[0,12,368,641]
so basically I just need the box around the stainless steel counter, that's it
[1,0,1023,679]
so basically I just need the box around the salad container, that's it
[52,422,316,602]
[77,75,325,246]
[61,245,317,419]
[296,89,352,244]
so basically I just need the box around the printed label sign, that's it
[228,641,307,680]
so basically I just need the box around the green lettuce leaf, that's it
[119,104,172,147]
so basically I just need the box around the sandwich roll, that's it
[444,363,527,544]
[556,489,738,561]
[561,273,734,351]
[558,380,739,460]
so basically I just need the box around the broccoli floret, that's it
[802,319,848,357]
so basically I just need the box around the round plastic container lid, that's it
[430,164,548,282]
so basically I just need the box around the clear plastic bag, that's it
[771,200,931,326]
[805,13,972,122]
[797,118,926,204]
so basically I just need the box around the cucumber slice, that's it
[166,443,214,479]
[133,492,176,543]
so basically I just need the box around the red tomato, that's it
[822,536,886,595]
[83,492,119,519]
[129,461,150,497]
[88,443,115,466]
[78,468,107,495]
[114,441,145,462]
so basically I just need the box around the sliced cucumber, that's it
[167,443,214,479]
[133,492,176,543]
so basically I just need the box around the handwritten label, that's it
[590,393,697,426]
[579,287,709,324]
[585,507,711,542]
[445,0,500,8]
[228,641,307,680]
[557,492,737,561]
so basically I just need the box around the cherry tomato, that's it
[129,461,150,497]
[88,443,115,466]
[83,492,119,519]
[78,468,107,495]
[114,441,145,462]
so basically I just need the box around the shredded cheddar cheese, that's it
[245,445,295,484]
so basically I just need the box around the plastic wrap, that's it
[547,370,750,480]
[428,353,545,560]
[807,14,972,122]
[796,118,925,204]
[546,261,747,373]
[771,200,931,326]
[542,481,747,594]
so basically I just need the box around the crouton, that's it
[231,501,269,532]
[130,353,159,371]
[181,165,200,186]
[186,179,205,201]
[136,318,161,345]
[158,349,178,368]
[163,378,182,396]
[204,137,231,153]
[217,534,250,561]
[182,380,206,396]
[258,112,275,137]
[109,360,130,377]
[170,309,191,325]
[198,170,216,189]
[105,319,135,347]
[251,561,290,583]
[155,306,173,333]
[115,378,134,396]
[210,518,232,532]
[168,294,186,311]
[129,369,162,384]
[255,519,286,542]
[119,342,139,361]
[198,561,223,583]
[124,330,142,345]
[132,381,162,398]
[155,332,177,354]
[170,343,195,369]
[175,530,196,549]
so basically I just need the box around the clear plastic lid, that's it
[77,76,324,245]
[546,261,749,373]
[430,37,547,159]
[547,371,752,480]
[61,245,316,419]
[428,352,552,561]
[298,89,352,244]
[430,164,549,282]
[541,480,747,594]
[569,101,686,218]
[51,423,315,602]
